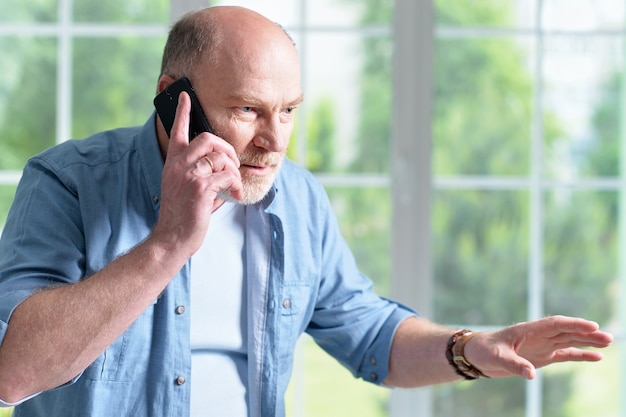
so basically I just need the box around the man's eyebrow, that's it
[288,93,305,107]
[226,92,304,108]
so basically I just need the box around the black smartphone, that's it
[153,77,213,140]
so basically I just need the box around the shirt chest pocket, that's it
[279,284,313,319]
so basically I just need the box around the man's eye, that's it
[240,106,253,112]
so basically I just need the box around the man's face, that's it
[191,40,303,205]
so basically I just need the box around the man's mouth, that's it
[238,152,283,176]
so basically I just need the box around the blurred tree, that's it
[287,95,337,173]
[0,36,57,170]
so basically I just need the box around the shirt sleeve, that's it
[0,156,88,402]
[0,155,85,351]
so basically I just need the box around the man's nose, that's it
[252,116,288,152]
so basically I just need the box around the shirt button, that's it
[370,357,377,365]
[175,376,186,385]
[282,299,292,309]
[370,373,378,382]
[175,305,186,315]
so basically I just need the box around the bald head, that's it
[159,6,296,81]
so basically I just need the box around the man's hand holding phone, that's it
[152,86,243,260]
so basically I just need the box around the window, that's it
[429,1,622,416]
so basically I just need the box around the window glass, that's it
[71,36,165,138]
[434,37,535,176]
[301,33,393,174]
[543,0,625,30]
[1,0,58,22]
[286,336,389,417]
[543,346,620,416]
[433,378,526,417]
[0,186,18,228]
[327,186,391,295]
[73,0,168,23]
[543,35,624,179]
[306,0,392,27]
[433,189,529,326]
[0,36,57,170]
[433,1,623,416]
[434,346,623,417]
[435,0,537,28]
[544,190,616,321]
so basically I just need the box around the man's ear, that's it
[156,74,177,94]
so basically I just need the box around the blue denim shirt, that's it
[0,114,416,417]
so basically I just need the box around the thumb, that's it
[506,355,536,380]
[521,364,536,380]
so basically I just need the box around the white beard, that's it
[218,157,283,205]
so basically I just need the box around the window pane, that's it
[1,0,58,22]
[434,37,535,176]
[434,378,526,417]
[435,0,537,28]
[0,36,57,169]
[305,34,391,174]
[0,185,18,229]
[291,31,360,172]
[286,336,389,417]
[543,35,623,179]
[543,344,620,416]
[433,189,529,326]
[73,0,169,23]
[544,190,616,322]
[327,186,391,296]
[303,33,393,174]
[543,0,625,31]
[306,0,393,26]
[72,36,166,138]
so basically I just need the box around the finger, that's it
[546,315,601,333]
[548,330,614,350]
[192,156,215,177]
[188,132,240,168]
[207,155,244,201]
[192,152,239,176]
[205,169,244,201]
[189,152,243,202]
[515,316,601,339]
[204,156,215,172]
[551,347,604,364]
[168,91,192,153]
